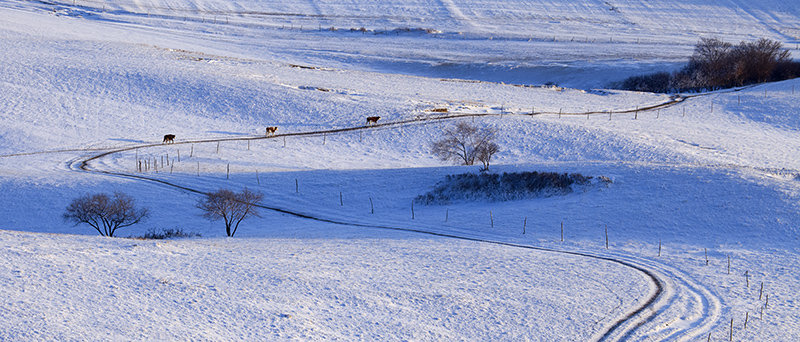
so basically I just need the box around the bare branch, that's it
[431,121,500,169]
[197,188,263,237]
[63,192,148,237]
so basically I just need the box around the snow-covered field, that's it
[1,0,800,340]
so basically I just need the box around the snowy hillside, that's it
[1,0,800,341]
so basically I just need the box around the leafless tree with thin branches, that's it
[63,192,149,237]
[196,188,263,237]
[476,140,500,172]
[431,121,500,171]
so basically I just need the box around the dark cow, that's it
[163,134,175,144]
[266,126,278,136]
[365,116,380,125]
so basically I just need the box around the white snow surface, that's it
[1,0,800,341]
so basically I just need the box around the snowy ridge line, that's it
[0,87,700,160]
[73,152,666,341]
[0,83,753,160]
[29,0,448,30]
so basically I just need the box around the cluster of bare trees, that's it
[621,38,800,92]
[64,188,263,238]
[431,121,499,171]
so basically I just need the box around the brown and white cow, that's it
[266,126,278,136]
[163,134,175,144]
[365,116,380,125]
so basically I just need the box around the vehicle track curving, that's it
[66,96,725,341]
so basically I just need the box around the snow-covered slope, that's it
[1,0,800,340]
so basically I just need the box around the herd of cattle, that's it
[162,116,381,144]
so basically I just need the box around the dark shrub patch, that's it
[618,38,800,93]
[135,228,201,240]
[415,171,609,204]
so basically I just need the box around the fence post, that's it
[727,255,731,274]
[523,217,527,234]
[369,196,374,214]
[729,317,733,341]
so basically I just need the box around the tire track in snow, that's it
[70,150,665,341]
[0,89,725,340]
[66,95,724,341]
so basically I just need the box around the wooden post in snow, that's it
[729,318,733,341]
[744,312,749,329]
[745,270,750,288]
[523,217,527,234]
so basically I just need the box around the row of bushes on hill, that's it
[618,38,800,93]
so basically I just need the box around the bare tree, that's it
[197,188,263,237]
[476,140,500,172]
[432,121,499,169]
[63,192,149,237]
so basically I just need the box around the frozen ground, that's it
[1,0,800,340]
